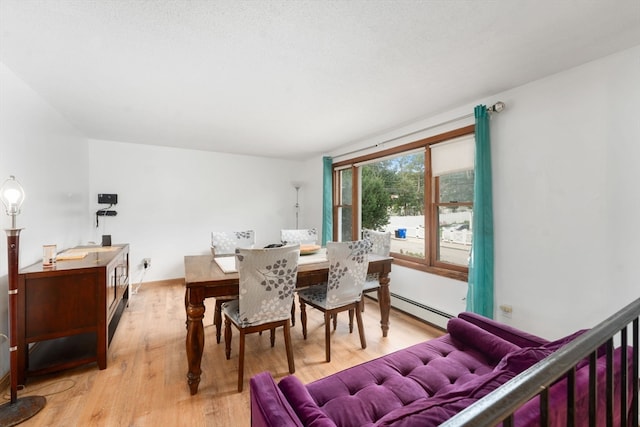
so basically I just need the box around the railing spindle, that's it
[567,367,576,427]
[620,327,628,427]
[605,338,613,427]
[633,318,638,427]
[588,352,597,427]
[539,387,549,427]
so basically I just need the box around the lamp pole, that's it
[6,227,21,404]
[0,176,46,426]
[295,186,300,229]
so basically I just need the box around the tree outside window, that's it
[333,126,474,281]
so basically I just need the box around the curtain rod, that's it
[332,102,505,160]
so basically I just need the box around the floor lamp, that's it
[294,185,301,229]
[0,176,45,426]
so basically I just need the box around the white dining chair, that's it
[297,240,371,362]
[280,228,319,325]
[211,230,255,257]
[361,229,391,311]
[280,228,318,245]
[209,230,256,343]
[222,245,300,392]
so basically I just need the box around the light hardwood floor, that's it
[4,280,444,427]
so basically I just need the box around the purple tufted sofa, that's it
[250,311,634,426]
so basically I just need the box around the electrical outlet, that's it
[499,304,513,319]
[143,258,151,269]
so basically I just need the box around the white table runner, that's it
[214,248,327,274]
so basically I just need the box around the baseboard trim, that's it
[390,293,453,330]
[141,278,185,287]
[132,277,185,293]
[364,292,453,330]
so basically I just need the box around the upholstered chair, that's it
[361,229,391,311]
[222,245,300,392]
[297,240,371,362]
[211,230,255,257]
[280,228,318,245]
[280,228,318,325]
[210,230,256,343]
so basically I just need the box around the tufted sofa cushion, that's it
[277,317,522,427]
[373,369,516,426]
[494,329,589,375]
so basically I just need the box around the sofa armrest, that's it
[250,372,303,427]
[458,312,548,348]
[279,375,338,427]
[447,318,521,362]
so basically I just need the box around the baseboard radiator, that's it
[366,292,453,330]
[441,297,640,427]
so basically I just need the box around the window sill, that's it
[392,257,468,282]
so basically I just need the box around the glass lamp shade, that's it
[0,175,25,216]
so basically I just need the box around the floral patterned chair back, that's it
[362,229,391,257]
[211,230,255,256]
[325,240,371,309]
[280,228,318,245]
[235,245,300,327]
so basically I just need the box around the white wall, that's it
[297,156,325,238]
[490,46,640,339]
[0,62,91,376]
[2,44,638,381]
[327,45,640,339]
[87,140,312,283]
[604,47,640,324]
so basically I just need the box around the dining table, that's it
[183,250,393,395]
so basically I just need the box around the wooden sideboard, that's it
[17,244,129,383]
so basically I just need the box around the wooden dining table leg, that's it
[185,287,206,395]
[378,272,391,337]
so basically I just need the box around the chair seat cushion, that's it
[222,299,242,325]
[223,298,291,328]
[363,277,379,291]
[298,284,331,308]
[216,295,239,302]
[298,284,361,310]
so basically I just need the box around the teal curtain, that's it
[466,105,494,318]
[322,156,333,246]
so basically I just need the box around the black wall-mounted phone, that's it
[98,193,118,205]
[96,193,118,227]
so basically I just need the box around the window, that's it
[334,167,354,242]
[332,125,474,280]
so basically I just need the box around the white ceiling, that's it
[1,1,639,160]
